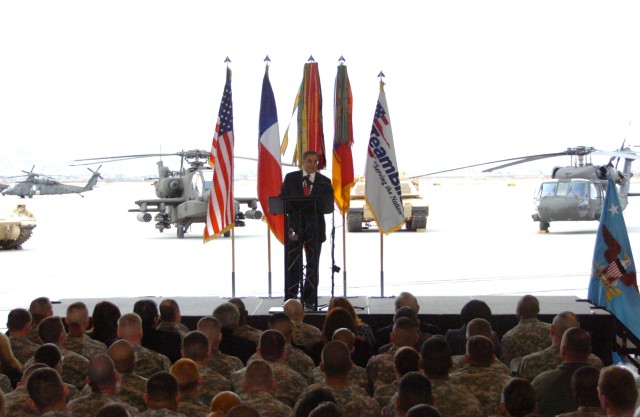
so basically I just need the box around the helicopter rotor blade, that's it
[482,152,569,172]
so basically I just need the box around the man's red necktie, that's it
[303,175,311,196]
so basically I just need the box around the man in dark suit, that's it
[279,150,333,311]
[133,299,182,363]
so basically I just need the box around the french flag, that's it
[258,66,285,243]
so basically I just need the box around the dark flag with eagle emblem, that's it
[589,175,640,338]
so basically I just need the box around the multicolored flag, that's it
[332,64,354,214]
[281,60,326,169]
[258,66,285,244]
[204,67,234,241]
[588,175,640,337]
[365,80,404,234]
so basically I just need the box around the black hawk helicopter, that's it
[1,165,103,198]
[412,146,640,233]
[72,150,262,239]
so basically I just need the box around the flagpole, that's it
[231,226,236,297]
[342,212,347,296]
[267,226,272,297]
[380,233,384,297]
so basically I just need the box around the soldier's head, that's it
[320,340,352,379]
[406,404,442,417]
[87,354,118,393]
[213,303,240,331]
[107,339,136,373]
[34,343,62,371]
[516,295,540,320]
[27,367,68,414]
[66,301,90,333]
[29,297,53,325]
[210,391,242,417]
[117,313,143,344]
[96,403,131,417]
[551,311,580,345]
[197,316,222,348]
[572,366,601,408]
[500,378,536,417]
[390,317,420,348]
[465,335,495,367]
[465,318,493,339]
[159,299,181,323]
[182,330,211,362]
[268,313,294,341]
[293,387,337,417]
[394,346,421,377]
[243,359,275,392]
[598,365,638,415]
[170,358,202,395]
[309,401,343,417]
[38,316,66,345]
[420,335,453,378]
[393,306,419,326]
[395,372,433,417]
[560,327,591,362]
[283,299,305,322]
[145,371,180,411]
[332,328,355,351]
[7,308,32,335]
[257,329,286,362]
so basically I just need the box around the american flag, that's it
[204,67,234,242]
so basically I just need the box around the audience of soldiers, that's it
[1,293,639,417]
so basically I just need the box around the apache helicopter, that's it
[413,146,640,233]
[72,150,262,238]
[1,165,103,198]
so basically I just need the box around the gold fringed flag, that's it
[332,64,354,214]
[283,61,326,169]
[204,67,234,241]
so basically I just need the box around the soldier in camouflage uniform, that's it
[67,354,140,417]
[517,311,602,382]
[373,346,421,408]
[118,312,171,379]
[419,335,483,417]
[300,340,380,417]
[170,358,210,417]
[197,316,244,379]
[24,344,84,402]
[0,369,12,394]
[64,301,108,360]
[231,329,307,407]
[26,367,73,417]
[500,295,551,369]
[596,366,637,417]
[157,299,191,338]
[449,335,511,417]
[139,371,188,417]
[239,359,293,417]
[3,363,48,417]
[556,366,605,417]
[229,298,263,344]
[450,318,509,374]
[248,313,314,382]
[28,297,53,345]
[366,317,420,390]
[7,308,40,365]
[284,298,322,351]
[29,316,89,390]
[181,330,231,405]
[107,338,148,412]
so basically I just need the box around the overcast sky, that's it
[1,1,639,179]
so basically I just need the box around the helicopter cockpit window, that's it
[555,182,571,196]
[569,181,588,198]
[191,172,205,197]
[540,182,557,197]
[589,183,599,200]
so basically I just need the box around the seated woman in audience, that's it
[87,300,121,347]
[310,307,372,367]
[328,297,376,352]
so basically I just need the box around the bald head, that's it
[87,354,117,392]
[395,292,420,313]
[107,339,136,373]
[332,328,355,350]
[283,299,304,321]
[170,358,201,393]
[210,391,242,414]
[551,311,580,345]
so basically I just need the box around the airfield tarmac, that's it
[2,177,640,328]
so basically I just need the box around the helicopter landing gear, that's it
[177,226,186,239]
[538,221,550,233]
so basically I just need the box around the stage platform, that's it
[51,294,615,365]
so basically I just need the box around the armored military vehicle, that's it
[0,204,36,249]
[346,177,429,232]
